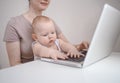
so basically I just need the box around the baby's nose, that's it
[48,34,53,38]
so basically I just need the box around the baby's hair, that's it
[32,16,52,33]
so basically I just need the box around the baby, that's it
[32,16,84,60]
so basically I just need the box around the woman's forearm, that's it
[6,42,21,66]
[58,33,69,43]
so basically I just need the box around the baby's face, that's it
[35,21,57,47]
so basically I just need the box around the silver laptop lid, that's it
[83,4,120,67]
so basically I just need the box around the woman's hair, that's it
[28,0,30,3]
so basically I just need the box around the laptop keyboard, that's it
[66,56,85,62]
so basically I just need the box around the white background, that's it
[0,0,120,69]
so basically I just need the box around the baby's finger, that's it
[76,53,81,58]
[52,56,58,60]
[59,54,68,59]
[63,54,68,59]
[77,54,80,58]
[67,52,70,56]
[80,52,85,57]
[59,56,65,59]
[73,54,77,58]
[70,53,74,58]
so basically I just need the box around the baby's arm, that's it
[59,39,84,58]
[32,42,68,60]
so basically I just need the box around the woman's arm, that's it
[54,20,89,51]
[57,33,69,43]
[59,39,77,52]
[58,33,89,51]
[6,41,21,66]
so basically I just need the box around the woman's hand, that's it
[75,41,89,51]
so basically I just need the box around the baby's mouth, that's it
[49,40,54,43]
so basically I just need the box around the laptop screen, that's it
[83,4,120,67]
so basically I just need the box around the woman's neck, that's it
[23,9,43,24]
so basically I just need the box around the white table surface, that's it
[0,52,120,83]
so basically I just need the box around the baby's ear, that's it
[32,34,38,41]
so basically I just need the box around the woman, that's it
[4,0,89,66]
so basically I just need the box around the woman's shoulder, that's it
[8,15,23,25]
[11,15,23,19]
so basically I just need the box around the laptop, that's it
[39,4,120,68]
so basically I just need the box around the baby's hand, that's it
[49,49,68,60]
[67,48,84,58]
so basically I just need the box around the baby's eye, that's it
[51,32,55,34]
[43,34,48,36]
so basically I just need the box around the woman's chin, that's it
[40,6,48,10]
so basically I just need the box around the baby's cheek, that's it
[42,39,49,45]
